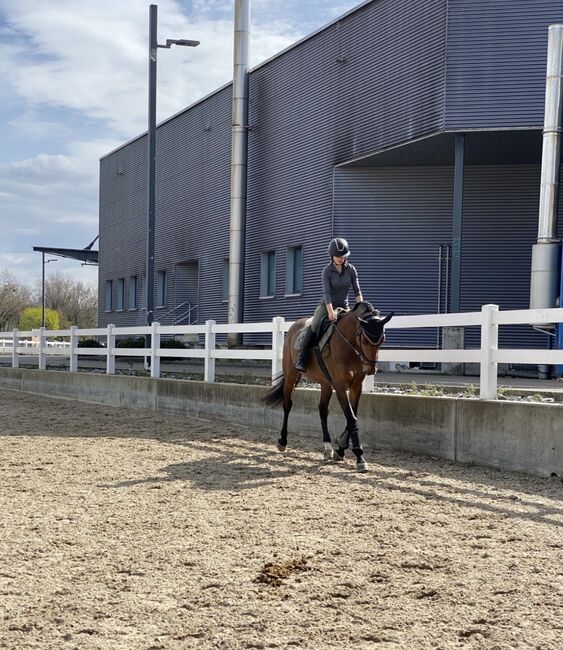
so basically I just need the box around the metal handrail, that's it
[173,303,198,325]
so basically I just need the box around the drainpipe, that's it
[530,24,563,316]
[530,24,563,378]
[228,0,250,346]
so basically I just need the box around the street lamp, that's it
[41,253,58,328]
[146,4,199,328]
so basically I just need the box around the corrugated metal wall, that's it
[244,0,447,325]
[334,163,563,349]
[98,85,232,328]
[334,166,454,347]
[446,0,563,129]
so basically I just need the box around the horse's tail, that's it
[261,373,285,408]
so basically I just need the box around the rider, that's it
[294,237,364,372]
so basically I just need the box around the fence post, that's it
[106,324,115,375]
[204,320,216,382]
[480,304,499,400]
[150,322,160,378]
[362,373,375,393]
[69,326,78,372]
[271,316,285,381]
[37,327,46,370]
[12,329,19,369]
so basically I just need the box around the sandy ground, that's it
[0,389,561,650]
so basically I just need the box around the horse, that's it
[262,301,392,472]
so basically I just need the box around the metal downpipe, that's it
[530,24,563,319]
[228,0,250,346]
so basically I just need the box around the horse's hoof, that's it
[277,441,287,452]
[323,448,334,461]
[333,448,345,462]
[356,460,370,473]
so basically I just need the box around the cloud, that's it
[0,0,359,290]
[0,0,301,140]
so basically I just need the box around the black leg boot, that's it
[295,327,315,372]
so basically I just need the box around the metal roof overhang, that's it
[338,129,543,168]
[32,246,98,265]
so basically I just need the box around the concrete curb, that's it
[0,368,561,478]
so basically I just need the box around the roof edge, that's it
[100,0,377,161]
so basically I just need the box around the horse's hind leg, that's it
[278,368,299,452]
[318,382,334,460]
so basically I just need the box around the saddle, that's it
[296,307,348,354]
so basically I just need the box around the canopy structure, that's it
[33,236,98,265]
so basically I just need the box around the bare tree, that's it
[37,271,98,328]
[0,270,33,332]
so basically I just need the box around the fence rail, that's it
[1,304,562,400]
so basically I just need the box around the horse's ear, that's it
[382,312,394,324]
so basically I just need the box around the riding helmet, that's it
[327,237,350,258]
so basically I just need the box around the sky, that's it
[0,0,363,289]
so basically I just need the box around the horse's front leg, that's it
[333,383,368,472]
[318,382,334,460]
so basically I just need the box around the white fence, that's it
[1,304,563,400]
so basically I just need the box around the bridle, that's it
[333,316,384,370]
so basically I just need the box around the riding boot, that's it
[295,327,315,372]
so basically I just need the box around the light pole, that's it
[146,4,199,328]
[41,253,58,328]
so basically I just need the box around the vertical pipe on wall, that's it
[228,0,250,346]
[530,24,563,316]
[451,134,465,314]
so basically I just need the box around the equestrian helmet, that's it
[327,237,350,258]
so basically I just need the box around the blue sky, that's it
[0,0,362,287]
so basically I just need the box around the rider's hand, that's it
[328,309,337,321]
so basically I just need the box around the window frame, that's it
[116,278,125,312]
[128,275,138,311]
[105,279,113,312]
[285,245,303,296]
[260,250,276,299]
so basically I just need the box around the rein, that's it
[332,317,384,368]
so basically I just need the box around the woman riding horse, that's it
[295,237,363,372]
[263,239,392,472]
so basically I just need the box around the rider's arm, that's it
[326,302,337,321]
[350,265,363,302]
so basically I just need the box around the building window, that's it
[116,278,125,311]
[129,276,138,310]
[260,250,276,298]
[156,270,166,307]
[286,246,303,295]
[105,280,113,311]
[223,258,229,302]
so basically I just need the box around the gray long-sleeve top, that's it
[321,262,361,308]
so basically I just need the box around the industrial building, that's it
[98,0,563,352]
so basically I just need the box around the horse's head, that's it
[355,307,393,375]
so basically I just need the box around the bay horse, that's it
[262,302,392,472]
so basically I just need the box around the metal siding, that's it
[244,0,447,327]
[446,0,563,129]
[99,86,233,328]
[335,162,563,350]
[461,165,563,348]
[334,166,454,347]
